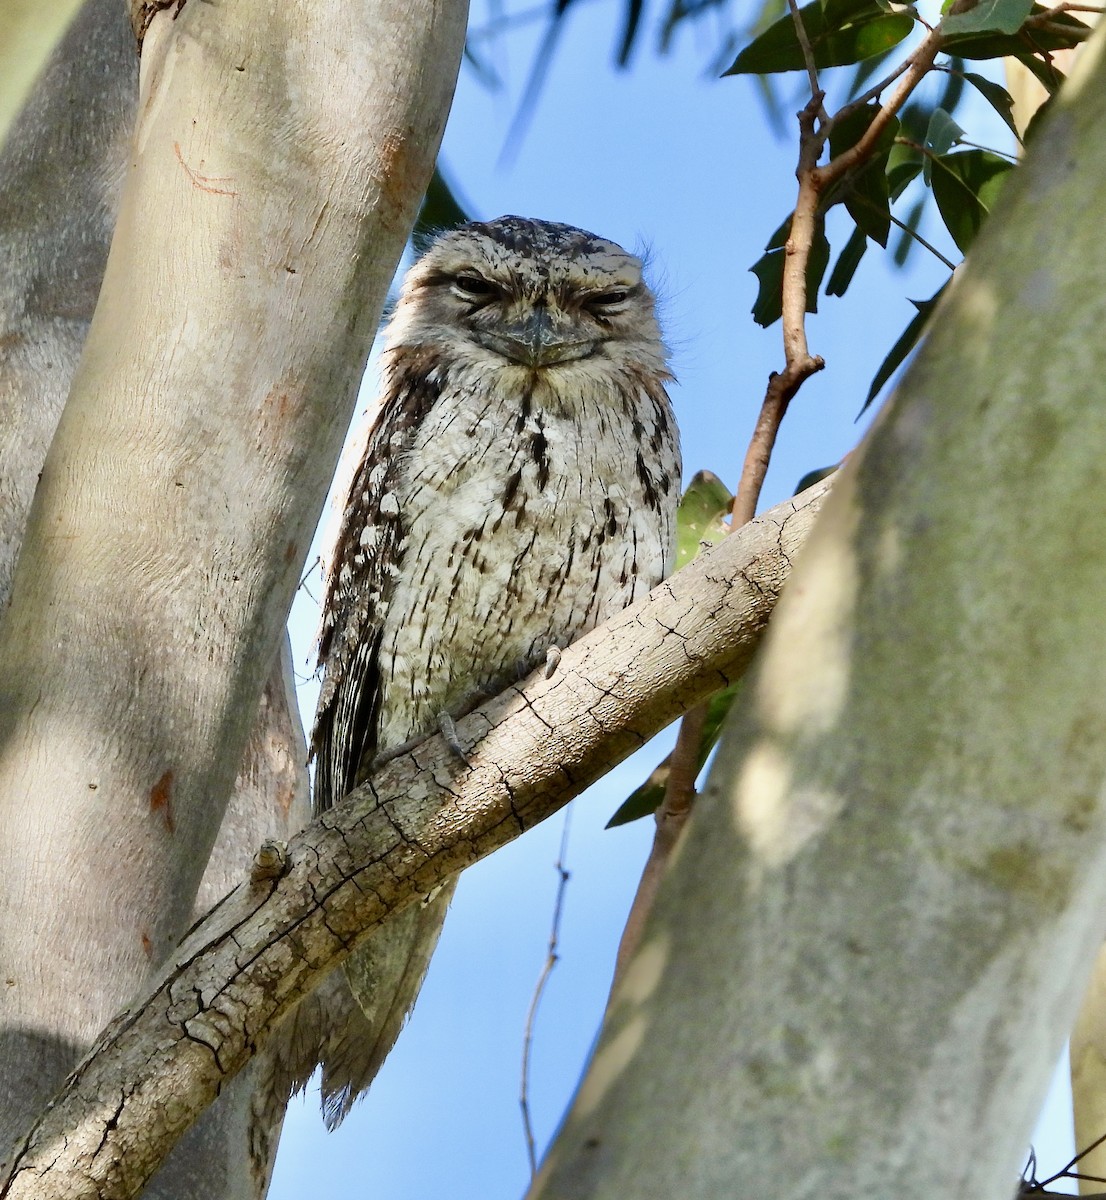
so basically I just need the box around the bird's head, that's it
[386,215,667,378]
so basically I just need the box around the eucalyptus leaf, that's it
[724,0,914,74]
[864,284,947,410]
[795,464,840,492]
[959,70,1020,136]
[941,0,1034,36]
[922,107,964,184]
[750,249,787,327]
[608,475,744,829]
[886,141,922,200]
[676,470,734,570]
[826,224,868,296]
[934,56,966,114]
[414,166,471,239]
[887,158,922,200]
[931,149,1014,253]
[828,105,898,245]
[616,0,646,65]
[749,223,830,326]
[943,6,1089,58]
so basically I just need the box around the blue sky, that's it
[267,2,1074,1195]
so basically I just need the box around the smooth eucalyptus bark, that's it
[531,26,1106,1200]
[0,0,464,1192]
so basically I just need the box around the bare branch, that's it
[733,92,828,530]
[786,0,824,105]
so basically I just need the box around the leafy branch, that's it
[736,0,1089,404]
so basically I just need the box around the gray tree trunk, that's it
[0,0,464,1194]
[530,25,1106,1200]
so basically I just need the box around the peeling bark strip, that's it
[0,481,826,1200]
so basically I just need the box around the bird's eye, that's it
[451,274,498,301]
[586,289,631,310]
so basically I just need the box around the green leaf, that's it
[828,105,898,245]
[846,44,899,92]
[795,464,840,492]
[886,141,922,199]
[825,223,868,296]
[607,682,744,827]
[607,761,668,827]
[750,250,786,327]
[960,70,1020,137]
[863,284,947,410]
[922,107,964,183]
[724,0,914,74]
[930,149,1014,253]
[749,222,831,327]
[897,97,930,141]
[943,5,1089,58]
[941,0,1034,35]
[675,470,734,570]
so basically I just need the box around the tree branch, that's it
[0,480,829,1200]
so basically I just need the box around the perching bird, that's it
[305,214,681,1124]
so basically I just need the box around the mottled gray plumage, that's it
[308,214,681,1123]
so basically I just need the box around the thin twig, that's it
[520,808,573,1178]
[732,90,827,528]
[785,0,825,113]
[296,554,320,599]
[835,58,913,122]
[956,137,1018,159]
[842,181,958,270]
[1036,1127,1106,1187]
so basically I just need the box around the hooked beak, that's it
[475,307,597,367]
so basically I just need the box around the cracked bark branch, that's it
[0,479,828,1200]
